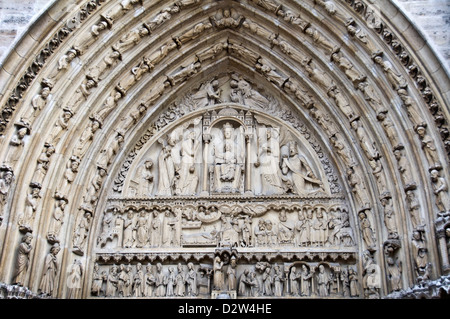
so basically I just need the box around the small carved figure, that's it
[186,262,198,296]
[67,259,83,299]
[106,265,119,297]
[238,268,250,296]
[386,257,402,292]
[18,183,41,233]
[213,256,225,290]
[133,263,145,297]
[72,211,92,255]
[38,243,61,296]
[289,266,301,296]
[13,232,33,286]
[430,169,449,213]
[47,192,68,243]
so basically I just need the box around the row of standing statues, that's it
[91,259,360,298]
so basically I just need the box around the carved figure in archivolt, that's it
[211,122,244,193]
[72,211,92,255]
[211,8,244,29]
[13,232,33,286]
[0,165,14,223]
[38,243,61,297]
[47,192,68,243]
[281,140,325,196]
[32,143,55,184]
[430,169,449,214]
[18,182,41,233]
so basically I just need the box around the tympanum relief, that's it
[89,73,364,298]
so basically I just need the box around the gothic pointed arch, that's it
[0,0,448,299]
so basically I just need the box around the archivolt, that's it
[0,0,448,298]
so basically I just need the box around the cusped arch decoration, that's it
[0,0,448,300]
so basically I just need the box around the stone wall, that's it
[393,0,450,71]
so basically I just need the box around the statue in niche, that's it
[311,208,327,246]
[242,19,275,41]
[18,182,41,233]
[278,9,310,31]
[133,263,145,297]
[122,211,135,248]
[272,264,284,297]
[145,264,155,297]
[118,264,132,297]
[386,257,402,292]
[91,263,105,296]
[155,263,167,297]
[47,192,68,243]
[238,268,250,296]
[227,257,237,291]
[239,216,252,246]
[254,219,267,246]
[348,268,359,297]
[150,210,161,247]
[186,262,198,296]
[82,167,107,211]
[38,243,61,297]
[289,266,301,296]
[166,266,176,297]
[106,264,119,297]
[430,169,449,213]
[94,90,123,122]
[175,263,186,296]
[97,133,124,169]
[211,122,244,193]
[380,196,398,238]
[300,265,312,296]
[137,160,154,197]
[256,127,285,195]
[213,256,225,290]
[157,137,176,196]
[135,212,149,248]
[163,210,178,247]
[295,208,311,246]
[13,232,33,286]
[174,130,199,196]
[316,265,331,297]
[262,267,273,296]
[281,140,325,196]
